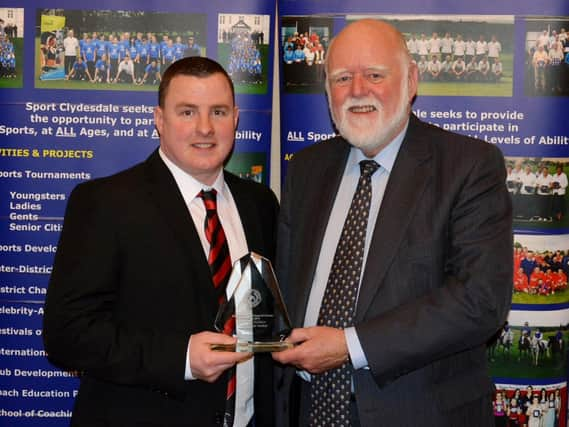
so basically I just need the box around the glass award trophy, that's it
[212,252,293,352]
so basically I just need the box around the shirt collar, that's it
[158,148,227,204]
[349,119,409,174]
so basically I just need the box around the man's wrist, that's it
[344,326,369,370]
[184,335,196,381]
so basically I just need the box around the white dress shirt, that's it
[158,149,249,372]
[160,149,253,426]
[303,122,408,374]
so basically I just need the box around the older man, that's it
[63,29,80,77]
[44,57,278,426]
[273,19,512,427]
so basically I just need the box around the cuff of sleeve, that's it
[344,326,369,370]
[185,335,196,381]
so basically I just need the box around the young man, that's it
[93,53,110,83]
[428,31,441,57]
[426,54,441,81]
[44,57,278,427]
[136,36,150,78]
[478,55,491,82]
[273,19,511,427]
[491,57,503,82]
[65,56,92,81]
[466,56,479,81]
[63,29,79,76]
[488,35,502,61]
[406,34,418,62]
[476,34,488,62]
[453,34,466,59]
[81,34,96,78]
[148,34,161,64]
[417,55,428,80]
[440,54,453,81]
[127,37,140,82]
[138,59,161,85]
[441,32,454,58]
[162,38,176,68]
[94,33,107,64]
[184,35,201,57]
[451,55,467,81]
[113,54,135,84]
[107,35,121,77]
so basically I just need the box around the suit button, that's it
[214,411,223,425]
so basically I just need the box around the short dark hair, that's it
[158,57,235,107]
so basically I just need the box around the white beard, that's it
[330,80,410,155]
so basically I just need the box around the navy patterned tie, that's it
[309,160,379,426]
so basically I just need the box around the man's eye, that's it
[334,75,352,85]
[213,109,227,116]
[182,110,194,116]
[366,72,383,82]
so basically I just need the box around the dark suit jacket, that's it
[275,115,512,427]
[43,149,279,427]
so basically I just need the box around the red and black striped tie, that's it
[200,189,232,295]
[198,189,236,425]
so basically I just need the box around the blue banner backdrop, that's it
[278,1,569,425]
[0,1,275,425]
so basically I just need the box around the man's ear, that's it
[407,61,419,103]
[153,106,163,137]
[233,106,240,129]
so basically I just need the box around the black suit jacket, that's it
[276,115,512,427]
[43,150,279,426]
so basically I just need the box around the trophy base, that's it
[211,341,294,353]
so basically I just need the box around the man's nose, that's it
[196,114,214,136]
[350,73,367,97]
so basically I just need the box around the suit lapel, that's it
[292,139,351,326]
[142,150,217,305]
[356,118,433,321]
